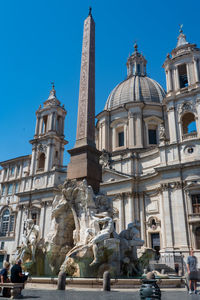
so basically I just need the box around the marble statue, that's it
[45,178,144,277]
[159,123,166,141]
[119,221,144,276]
[88,213,114,266]
[16,219,40,263]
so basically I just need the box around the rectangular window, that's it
[42,115,48,133]
[10,166,15,176]
[31,213,37,225]
[17,165,20,176]
[7,184,13,195]
[4,169,7,180]
[1,185,5,196]
[137,64,141,74]
[9,215,15,232]
[118,131,124,147]
[178,64,188,88]
[148,129,157,144]
[0,242,4,250]
[192,194,200,213]
[15,183,19,193]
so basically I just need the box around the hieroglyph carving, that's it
[76,15,95,143]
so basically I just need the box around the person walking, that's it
[187,249,198,295]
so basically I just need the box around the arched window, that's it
[38,153,45,171]
[42,115,48,134]
[56,116,62,134]
[182,112,197,135]
[195,227,200,249]
[0,209,15,236]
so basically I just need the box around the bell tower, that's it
[29,84,68,175]
[163,27,200,144]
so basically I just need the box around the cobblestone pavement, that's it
[0,288,200,299]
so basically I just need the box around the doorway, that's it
[151,232,160,260]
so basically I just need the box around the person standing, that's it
[187,249,198,294]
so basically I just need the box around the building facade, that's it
[0,25,200,269]
[96,30,200,264]
[0,85,67,267]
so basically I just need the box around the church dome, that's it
[105,76,166,110]
[105,44,166,110]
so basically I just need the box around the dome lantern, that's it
[126,43,147,77]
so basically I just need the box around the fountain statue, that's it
[15,219,40,263]
[44,179,144,277]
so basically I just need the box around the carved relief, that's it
[159,122,166,141]
[34,176,45,188]
[178,101,196,116]
[146,216,161,230]
[99,150,112,169]
[160,181,184,191]
[76,16,95,143]
[37,144,47,154]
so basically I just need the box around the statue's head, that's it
[26,219,34,228]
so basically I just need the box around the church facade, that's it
[0,86,67,267]
[0,17,200,269]
[96,30,200,265]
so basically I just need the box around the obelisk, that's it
[67,8,102,193]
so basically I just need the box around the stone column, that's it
[48,114,53,132]
[124,124,127,147]
[136,114,143,147]
[119,195,125,232]
[99,123,102,150]
[62,116,65,135]
[45,144,51,172]
[30,146,37,175]
[171,186,189,250]
[128,112,135,147]
[39,117,43,135]
[168,69,173,91]
[54,113,57,132]
[196,99,200,138]
[16,207,23,247]
[161,185,174,250]
[113,128,116,150]
[194,58,200,83]
[40,203,46,239]
[175,67,180,90]
[139,193,146,246]
[102,121,108,150]
[128,193,134,223]
[51,113,55,131]
[167,106,178,143]
[186,64,191,86]
[166,71,169,92]
[34,117,39,136]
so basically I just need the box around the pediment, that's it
[102,168,131,183]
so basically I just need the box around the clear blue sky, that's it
[0,0,200,165]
